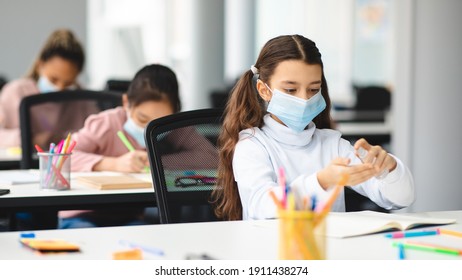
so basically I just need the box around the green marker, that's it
[117,130,149,173]
[117,130,136,152]
[392,241,461,256]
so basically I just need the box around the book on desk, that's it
[326,211,456,238]
[76,175,152,190]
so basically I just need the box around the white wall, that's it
[0,0,87,83]
[394,0,462,212]
[255,0,355,106]
[86,0,167,90]
[86,0,225,110]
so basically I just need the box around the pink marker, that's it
[278,167,287,208]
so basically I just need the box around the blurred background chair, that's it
[104,79,131,94]
[354,85,391,111]
[340,85,392,213]
[0,76,7,91]
[344,187,388,213]
[145,108,223,224]
[19,89,122,169]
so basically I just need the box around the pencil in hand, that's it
[117,130,149,173]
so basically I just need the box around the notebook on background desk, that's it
[76,174,152,190]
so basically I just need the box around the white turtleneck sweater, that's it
[233,114,415,220]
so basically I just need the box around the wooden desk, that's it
[0,211,460,260]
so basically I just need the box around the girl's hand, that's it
[317,158,376,190]
[354,138,397,178]
[114,150,149,173]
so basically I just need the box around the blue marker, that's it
[398,243,406,260]
[119,240,164,256]
[20,232,36,238]
[46,143,55,174]
[384,230,439,239]
[310,195,317,211]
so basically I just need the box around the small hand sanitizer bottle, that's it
[357,147,389,180]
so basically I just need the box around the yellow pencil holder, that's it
[278,209,327,260]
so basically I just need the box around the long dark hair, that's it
[212,35,333,220]
[127,64,181,112]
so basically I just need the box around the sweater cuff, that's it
[380,155,415,207]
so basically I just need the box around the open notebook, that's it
[326,211,456,238]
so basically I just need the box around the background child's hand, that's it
[317,157,376,190]
[115,150,149,173]
[354,138,396,178]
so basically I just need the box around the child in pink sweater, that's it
[59,64,218,228]
[0,29,85,149]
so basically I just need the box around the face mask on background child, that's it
[266,86,326,132]
[37,76,77,93]
[123,116,146,148]
[37,76,59,93]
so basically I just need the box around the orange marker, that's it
[269,189,284,210]
[61,133,71,154]
[438,228,462,238]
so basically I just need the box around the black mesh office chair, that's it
[354,85,391,111]
[104,79,131,94]
[341,85,391,213]
[145,108,223,224]
[0,76,7,91]
[19,90,122,169]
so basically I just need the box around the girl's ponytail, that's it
[212,69,265,220]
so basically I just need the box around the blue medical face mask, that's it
[37,76,77,93]
[123,116,146,148]
[37,76,59,93]
[265,85,326,132]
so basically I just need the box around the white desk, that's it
[0,170,156,212]
[0,211,461,260]
[332,110,392,145]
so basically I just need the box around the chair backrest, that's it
[145,108,223,224]
[354,86,391,111]
[0,76,7,91]
[19,90,122,169]
[104,79,131,94]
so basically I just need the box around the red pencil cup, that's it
[38,152,72,191]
